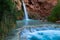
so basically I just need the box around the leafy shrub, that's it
[47,0,60,22]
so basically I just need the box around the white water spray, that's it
[22,0,29,20]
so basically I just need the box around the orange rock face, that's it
[14,0,22,10]
[24,0,57,20]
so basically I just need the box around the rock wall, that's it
[14,0,22,10]
[24,0,57,20]
[13,0,57,20]
[13,0,24,20]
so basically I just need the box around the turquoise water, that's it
[26,30,60,40]
[20,27,60,40]
[16,19,60,40]
[16,19,60,28]
[5,20,60,40]
[19,20,60,40]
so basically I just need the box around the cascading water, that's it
[20,26,60,40]
[22,0,29,20]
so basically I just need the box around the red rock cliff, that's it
[24,0,57,20]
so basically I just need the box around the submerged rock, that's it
[56,21,60,23]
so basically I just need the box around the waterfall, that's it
[22,0,29,20]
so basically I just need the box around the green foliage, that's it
[0,0,24,40]
[0,0,16,39]
[47,16,57,22]
[0,0,24,39]
[0,0,14,21]
[1,0,14,10]
[47,0,60,22]
[14,10,24,19]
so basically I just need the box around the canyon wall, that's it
[13,0,57,20]
[24,0,57,20]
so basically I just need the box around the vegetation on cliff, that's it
[0,0,23,40]
[47,0,60,22]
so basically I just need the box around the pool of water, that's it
[20,27,60,40]
[21,30,60,40]
[16,19,60,40]
[16,19,60,28]
[5,19,60,40]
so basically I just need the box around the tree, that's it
[47,0,60,22]
[0,0,16,39]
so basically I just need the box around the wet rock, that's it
[56,21,60,23]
